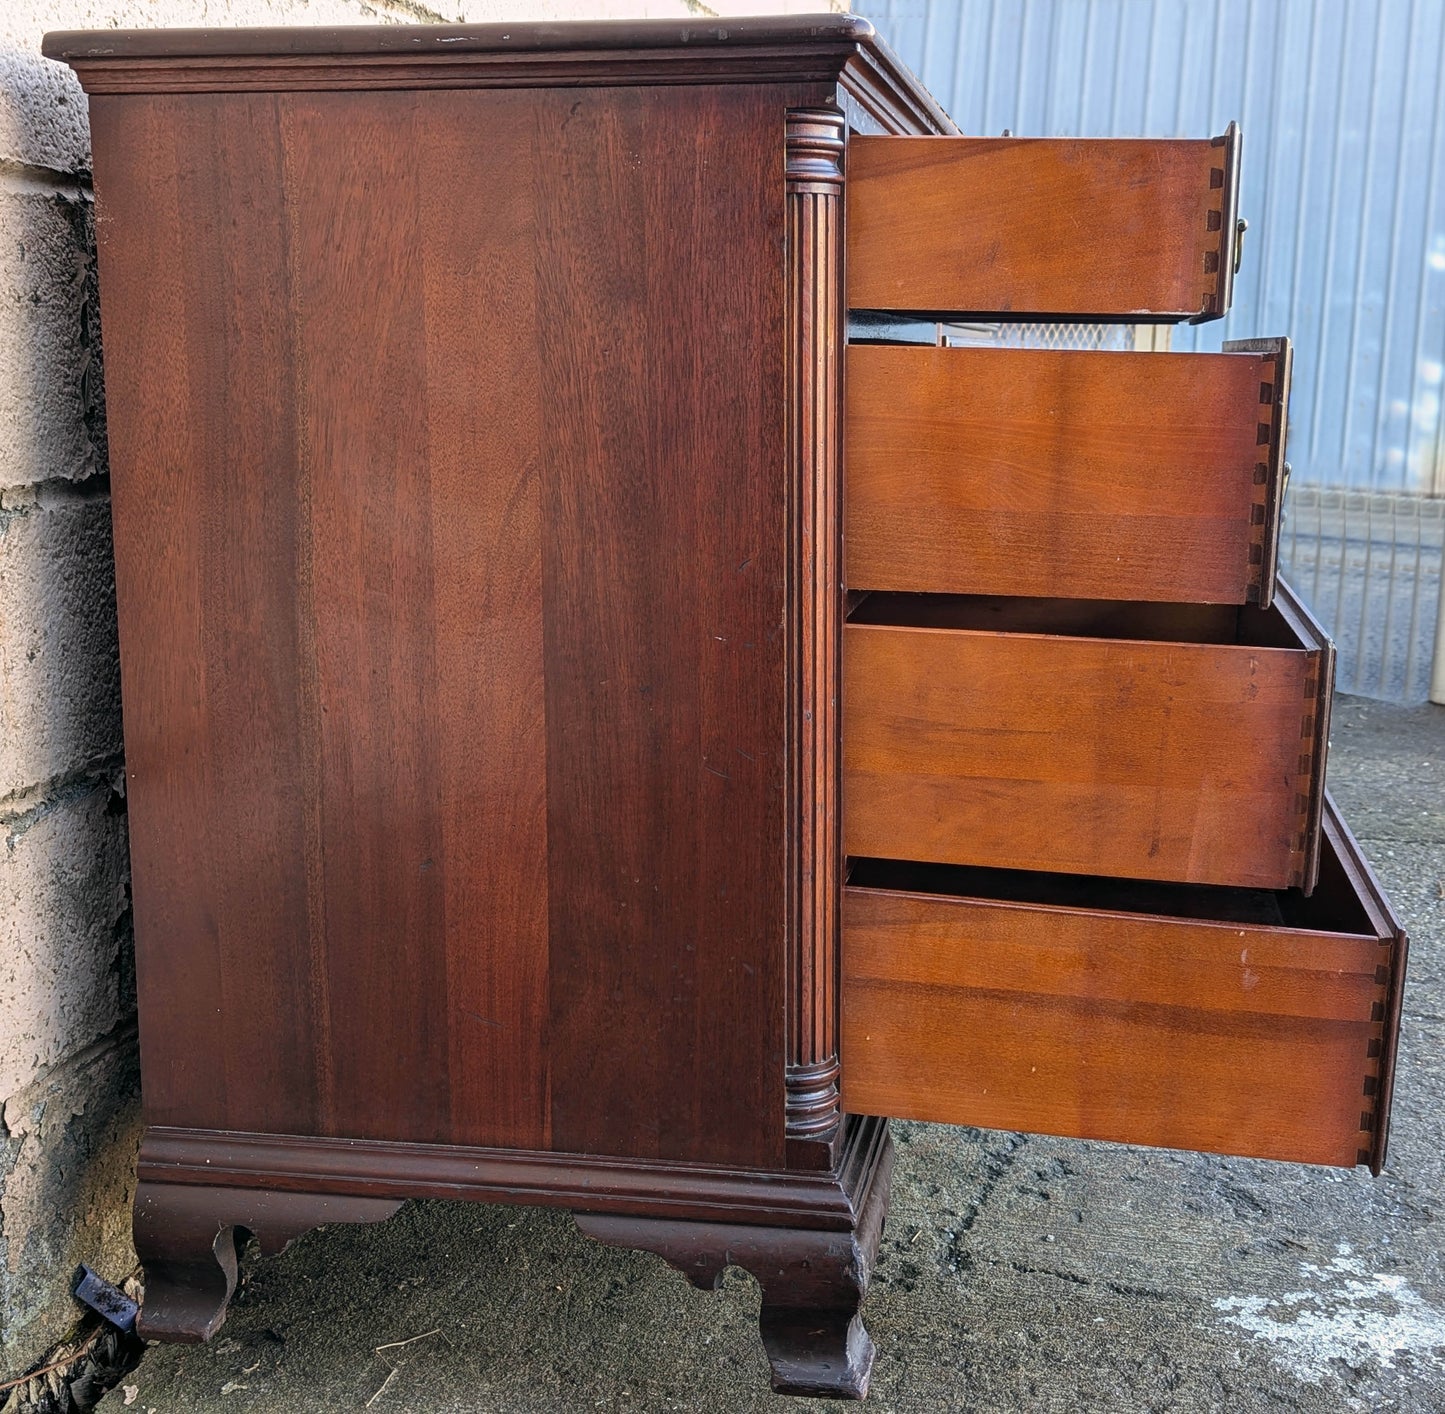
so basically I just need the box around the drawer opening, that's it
[845,853,1376,939]
[847,591,1308,651]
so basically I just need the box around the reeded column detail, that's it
[784,108,845,1143]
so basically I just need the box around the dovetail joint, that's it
[1357,928,1395,1171]
[1247,361,1279,594]
[1202,158,1230,311]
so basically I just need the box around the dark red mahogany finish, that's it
[44,17,947,1398]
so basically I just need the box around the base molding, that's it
[138,1114,889,1231]
[137,1115,890,1369]
[132,1116,893,1377]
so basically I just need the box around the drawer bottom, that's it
[841,800,1405,1171]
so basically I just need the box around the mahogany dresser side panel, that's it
[534,83,792,1166]
[92,82,797,1167]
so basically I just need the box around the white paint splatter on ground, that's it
[1213,1243,1445,1383]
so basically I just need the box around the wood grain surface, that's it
[92,83,796,1166]
[845,341,1289,604]
[846,130,1239,320]
[843,595,1327,890]
[44,16,960,140]
[841,802,1405,1169]
[533,83,790,1166]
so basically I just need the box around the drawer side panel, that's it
[843,621,1318,889]
[846,131,1239,321]
[841,876,1397,1168]
[846,344,1280,604]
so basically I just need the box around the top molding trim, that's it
[44,14,874,59]
[40,16,958,133]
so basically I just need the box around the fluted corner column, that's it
[784,107,846,1152]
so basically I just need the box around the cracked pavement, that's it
[100,697,1445,1413]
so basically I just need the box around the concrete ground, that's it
[99,698,1445,1414]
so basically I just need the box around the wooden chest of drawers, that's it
[44,15,1406,1402]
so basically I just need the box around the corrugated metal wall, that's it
[864,0,1445,699]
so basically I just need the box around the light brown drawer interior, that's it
[846,130,1240,321]
[841,800,1407,1171]
[845,339,1290,606]
[843,584,1332,892]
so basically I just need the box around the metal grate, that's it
[940,321,1137,350]
[1281,486,1445,702]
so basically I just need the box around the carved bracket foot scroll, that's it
[133,1180,402,1343]
[576,1119,892,1399]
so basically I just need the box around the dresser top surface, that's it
[44,13,875,60]
[42,13,955,133]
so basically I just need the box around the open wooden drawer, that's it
[844,582,1332,892]
[846,129,1241,321]
[846,338,1290,606]
[841,798,1407,1171]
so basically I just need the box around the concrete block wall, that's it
[2,0,845,1381]
[2,0,130,1362]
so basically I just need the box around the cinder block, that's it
[0,45,92,178]
[0,776,129,1101]
[0,183,103,493]
[0,1031,141,1375]
[0,493,122,796]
